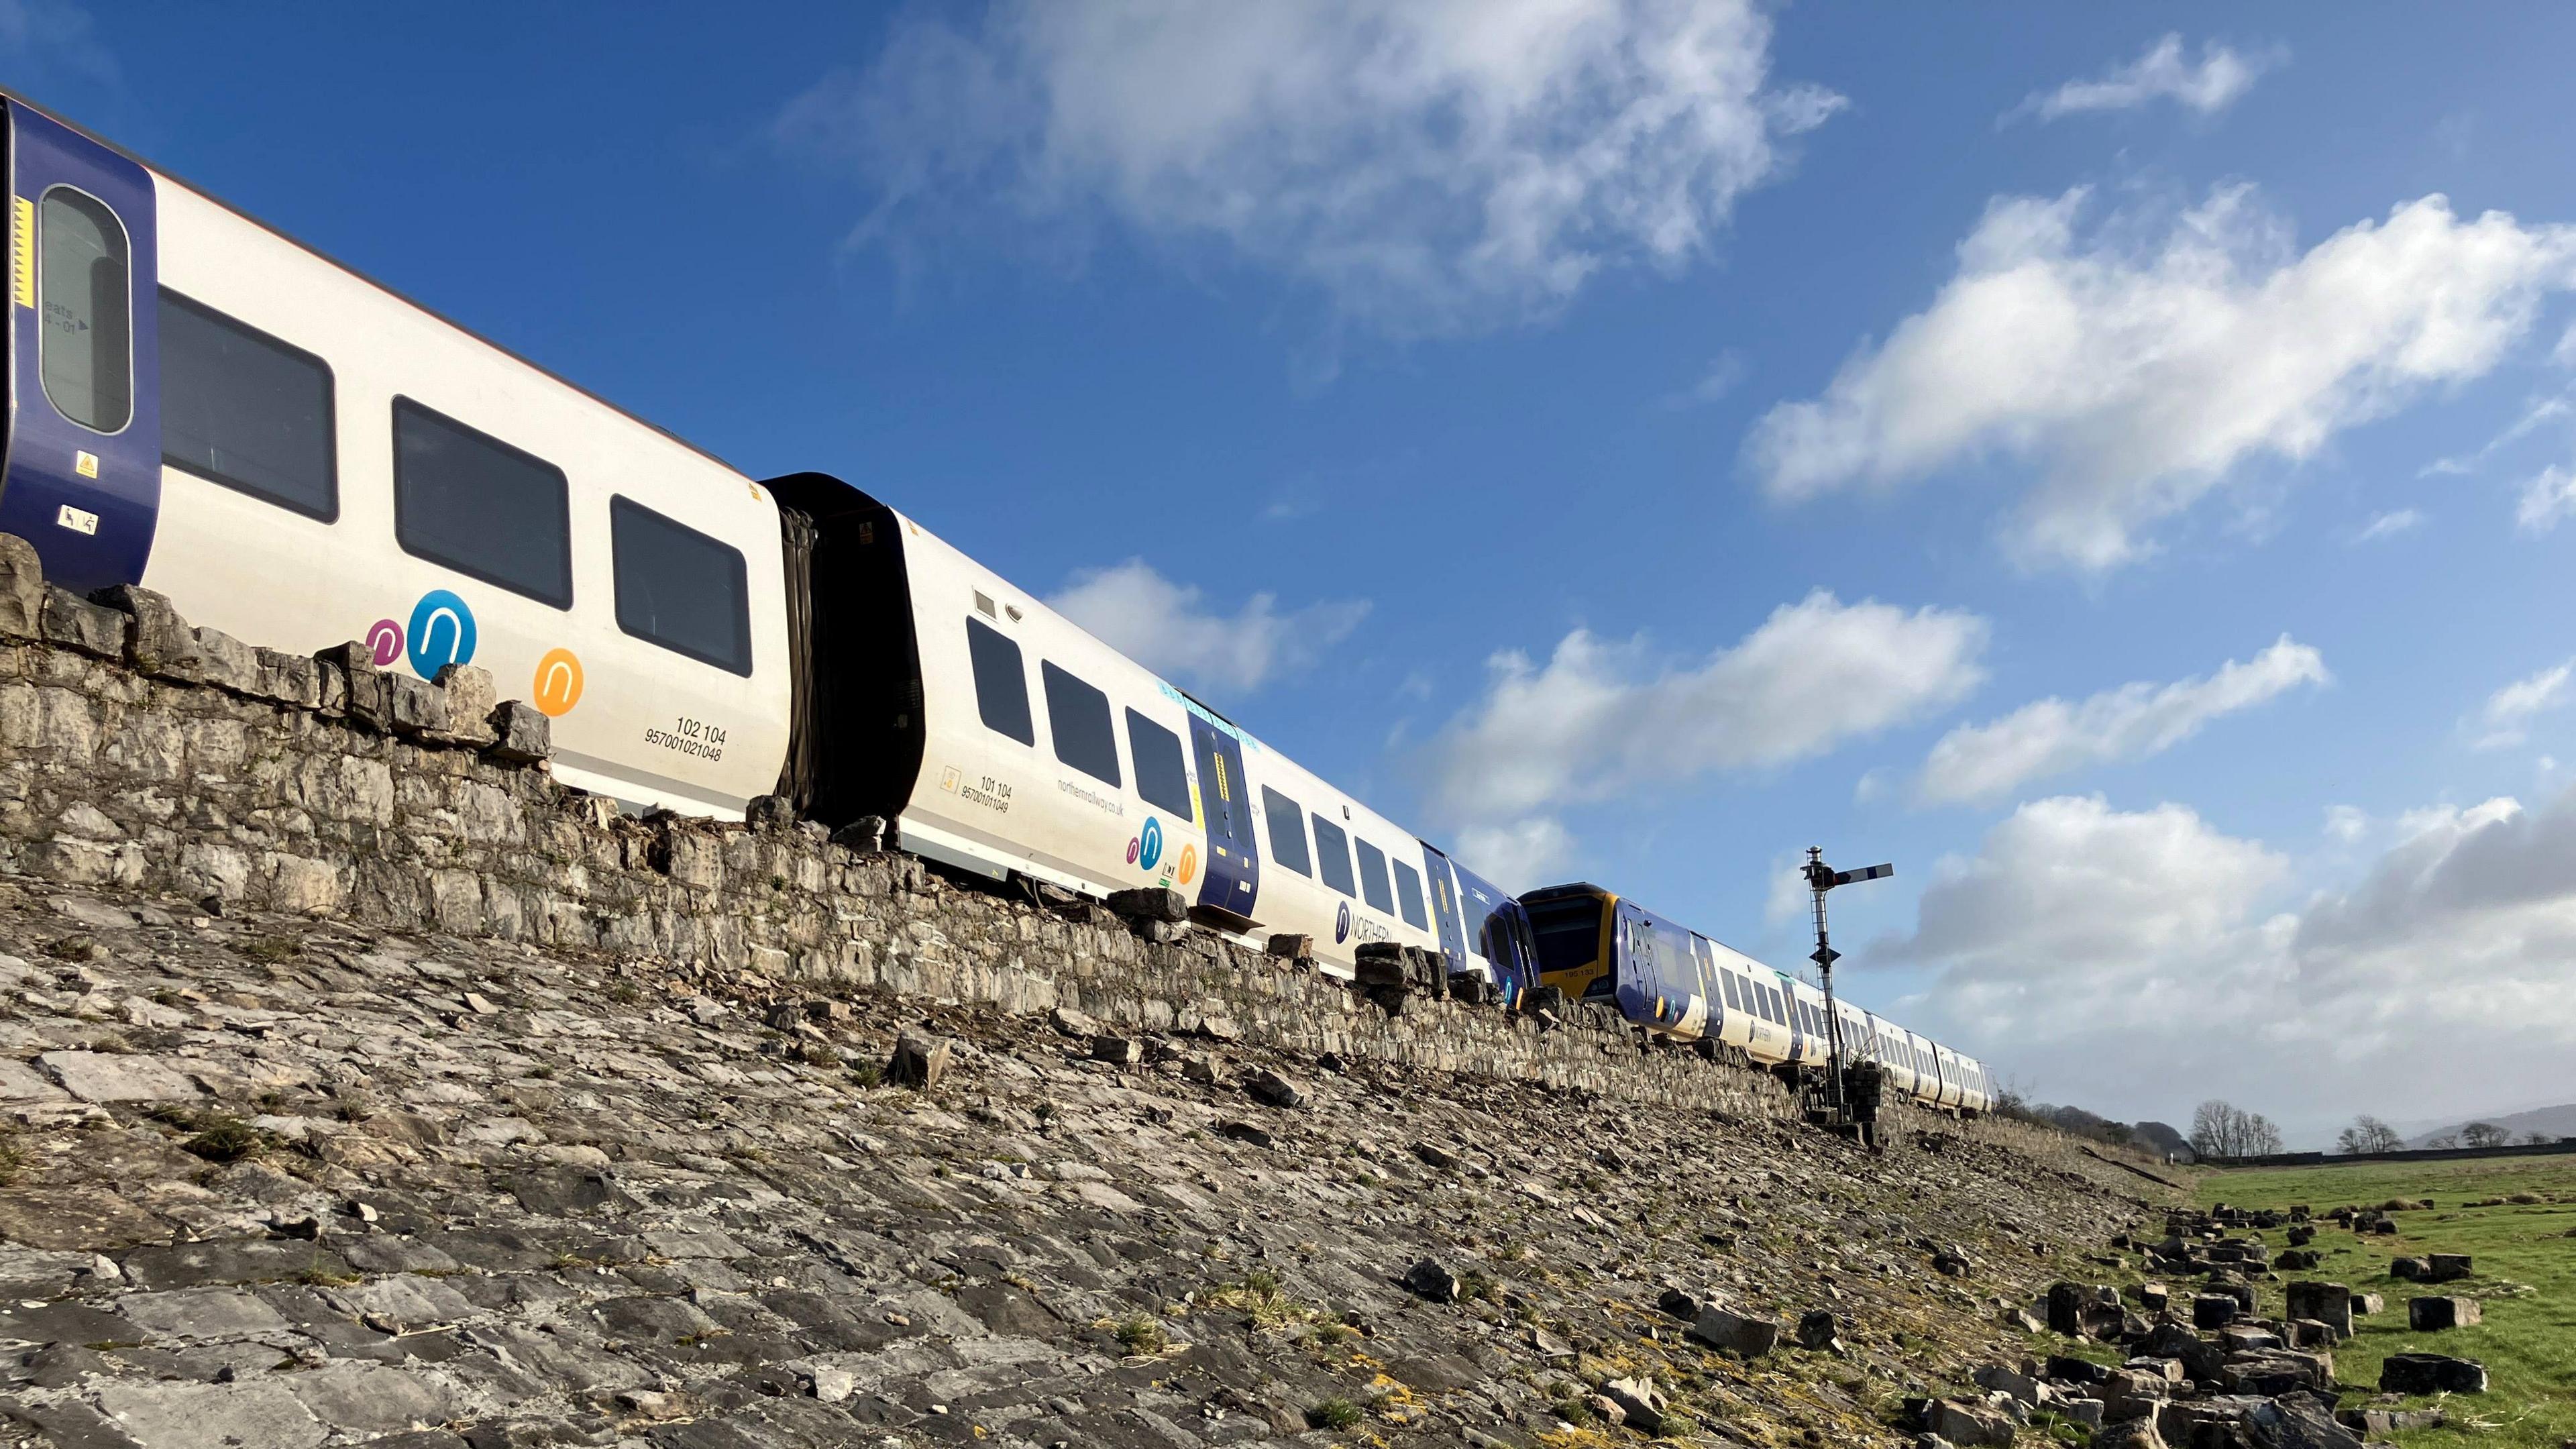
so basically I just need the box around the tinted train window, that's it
[1527,896,1603,976]
[160,292,335,519]
[1311,816,1356,896]
[1262,788,1311,876]
[1720,971,1742,1012]
[1392,861,1428,930]
[611,498,751,674]
[393,398,570,606]
[1353,839,1394,914]
[1126,710,1190,814]
[1040,663,1120,786]
[39,189,131,433]
[965,619,1032,744]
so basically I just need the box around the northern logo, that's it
[406,590,476,680]
[1134,816,1163,872]
[1334,900,1351,945]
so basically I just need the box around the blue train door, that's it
[1417,843,1468,969]
[3,101,159,593]
[1185,714,1260,918]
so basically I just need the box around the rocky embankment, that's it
[0,878,2164,1448]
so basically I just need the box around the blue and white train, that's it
[0,92,1988,1115]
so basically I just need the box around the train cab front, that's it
[1522,883,1617,1005]
[1,97,162,594]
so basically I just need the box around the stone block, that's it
[2284,1280,2351,1338]
[1105,887,1186,923]
[384,672,447,736]
[193,626,261,693]
[431,663,498,744]
[1090,1034,1143,1067]
[887,1028,951,1090]
[2380,1352,2486,1395]
[0,533,42,638]
[2093,1417,2165,1449]
[2424,1252,2472,1283]
[2407,1295,2479,1330]
[2191,1293,2239,1329]
[1688,1305,1779,1357]
[317,641,394,729]
[1927,1397,2015,1446]
[2390,1256,2429,1280]
[38,1051,202,1103]
[486,700,551,763]
[91,584,201,680]
[1266,932,1311,958]
[1402,1257,1458,1302]
[93,1379,325,1449]
[1242,1067,1306,1109]
[253,647,323,708]
[41,586,127,659]
[2349,1291,2383,1315]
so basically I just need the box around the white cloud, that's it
[1746,186,2576,571]
[1426,591,1987,881]
[2517,465,2576,533]
[1450,818,1578,895]
[1874,788,2576,1137]
[1046,559,1368,696]
[784,0,1842,337]
[2011,34,2276,124]
[1662,350,1751,410]
[2353,508,2423,542]
[2323,804,2369,843]
[1915,637,2328,805]
[2471,660,2573,750]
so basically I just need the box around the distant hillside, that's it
[2406,1103,2576,1148]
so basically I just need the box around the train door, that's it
[2,101,160,592]
[1418,843,1468,970]
[1185,714,1260,918]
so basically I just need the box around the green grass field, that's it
[2197,1153,2576,1448]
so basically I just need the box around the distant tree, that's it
[2424,1133,2462,1150]
[2130,1121,2193,1162]
[2102,1121,2135,1147]
[2336,1116,2404,1155]
[2528,1131,2558,1146]
[2461,1122,2510,1148]
[2190,1100,2284,1161]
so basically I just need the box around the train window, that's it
[965,618,1033,744]
[38,189,131,433]
[1261,788,1311,876]
[1126,709,1191,815]
[1040,663,1120,787]
[610,498,751,674]
[1311,816,1356,896]
[1719,971,1743,1012]
[1392,861,1428,930]
[392,398,571,607]
[1353,839,1395,914]
[1766,985,1786,1025]
[159,291,336,520]
[1525,896,1602,975]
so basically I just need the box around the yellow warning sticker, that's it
[10,197,32,309]
[74,451,97,479]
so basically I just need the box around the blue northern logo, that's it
[1334,900,1351,945]
[1138,816,1163,871]
[407,590,477,680]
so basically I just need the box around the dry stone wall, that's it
[0,536,2123,1172]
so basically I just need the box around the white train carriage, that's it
[777,492,1448,973]
[3,95,795,822]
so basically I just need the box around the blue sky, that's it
[16,2,2576,1142]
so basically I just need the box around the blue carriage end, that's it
[2,99,162,594]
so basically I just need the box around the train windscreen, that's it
[1526,896,1605,977]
